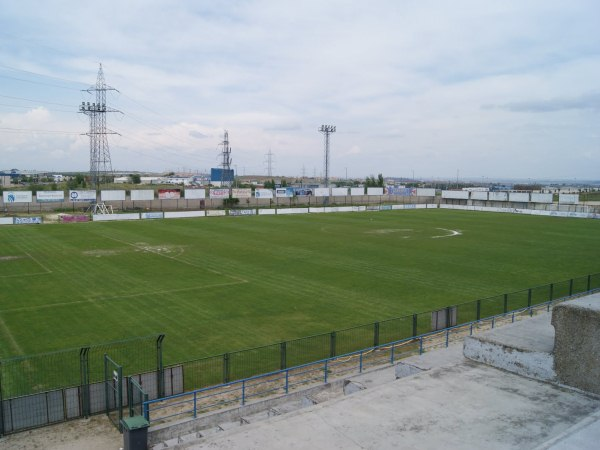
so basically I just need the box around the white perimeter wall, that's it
[164,211,205,218]
[93,213,140,221]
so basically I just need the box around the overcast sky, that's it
[1,0,599,181]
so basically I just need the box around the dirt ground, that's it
[0,415,122,450]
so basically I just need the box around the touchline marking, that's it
[0,314,26,355]
[431,228,462,239]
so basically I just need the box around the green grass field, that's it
[1,209,599,365]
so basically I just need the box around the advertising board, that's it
[416,188,435,197]
[100,190,126,201]
[206,210,227,216]
[14,217,42,224]
[275,188,294,198]
[488,192,508,201]
[229,209,255,216]
[509,192,530,202]
[386,187,412,196]
[209,189,230,199]
[36,191,65,203]
[232,189,252,199]
[158,189,181,200]
[255,189,274,199]
[314,188,330,197]
[366,187,384,196]
[441,190,469,200]
[350,187,364,196]
[130,190,154,201]
[470,191,488,201]
[141,212,164,219]
[3,191,33,203]
[331,187,348,196]
[184,189,206,199]
[530,193,553,203]
[559,194,579,204]
[69,190,96,202]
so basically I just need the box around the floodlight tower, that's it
[79,64,120,190]
[219,130,232,186]
[319,125,336,187]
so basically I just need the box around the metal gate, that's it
[104,354,123,431]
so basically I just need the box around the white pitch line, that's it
[23,251,53,274]
[0,280,248,314]
[431,228,462,239]
[99,233,249,283]
[0,314,26,355]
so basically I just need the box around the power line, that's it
[0,126,81,135]
[0,93,75,107]
[0,73,81,90]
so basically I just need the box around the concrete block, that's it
[395,362,423,379]
[552,295,600,394]
[463,313,557,381]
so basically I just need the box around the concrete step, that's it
[463,312,557,381]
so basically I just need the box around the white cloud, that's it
[1,0,599,179]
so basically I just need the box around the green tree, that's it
[130,174,141,184]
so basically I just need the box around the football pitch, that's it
[0,209,599,364]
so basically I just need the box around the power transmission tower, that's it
[219,130,232,187]
[265,149,274,177]
[79,64,120,190]
[319,125,336,187]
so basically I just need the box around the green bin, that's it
[121,416,149,450]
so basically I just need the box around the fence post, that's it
[549,283,554,301]
[527,288,532,308]
[329,332,336,358]
[569,279,573,296]
[412,314,418,337]
[476,300,481,321]
[503,294,508,314]
[79,347,90,418]
[280,342,287,370]
[156,334,165,399]
[587,274,592,292]
[223,353,230,384]
[373,322,380,347]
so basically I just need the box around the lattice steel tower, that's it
[219,130,232,186]
[79,64,120,190]
[319,125,336,187]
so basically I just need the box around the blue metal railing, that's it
[143,290,598,425]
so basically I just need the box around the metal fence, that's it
[1,273,599,435]
[0,334,165,435]
[144,293,596,426]
[165,273,600,393]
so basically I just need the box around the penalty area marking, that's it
[0,252,53,278]
[431,228,462,239]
